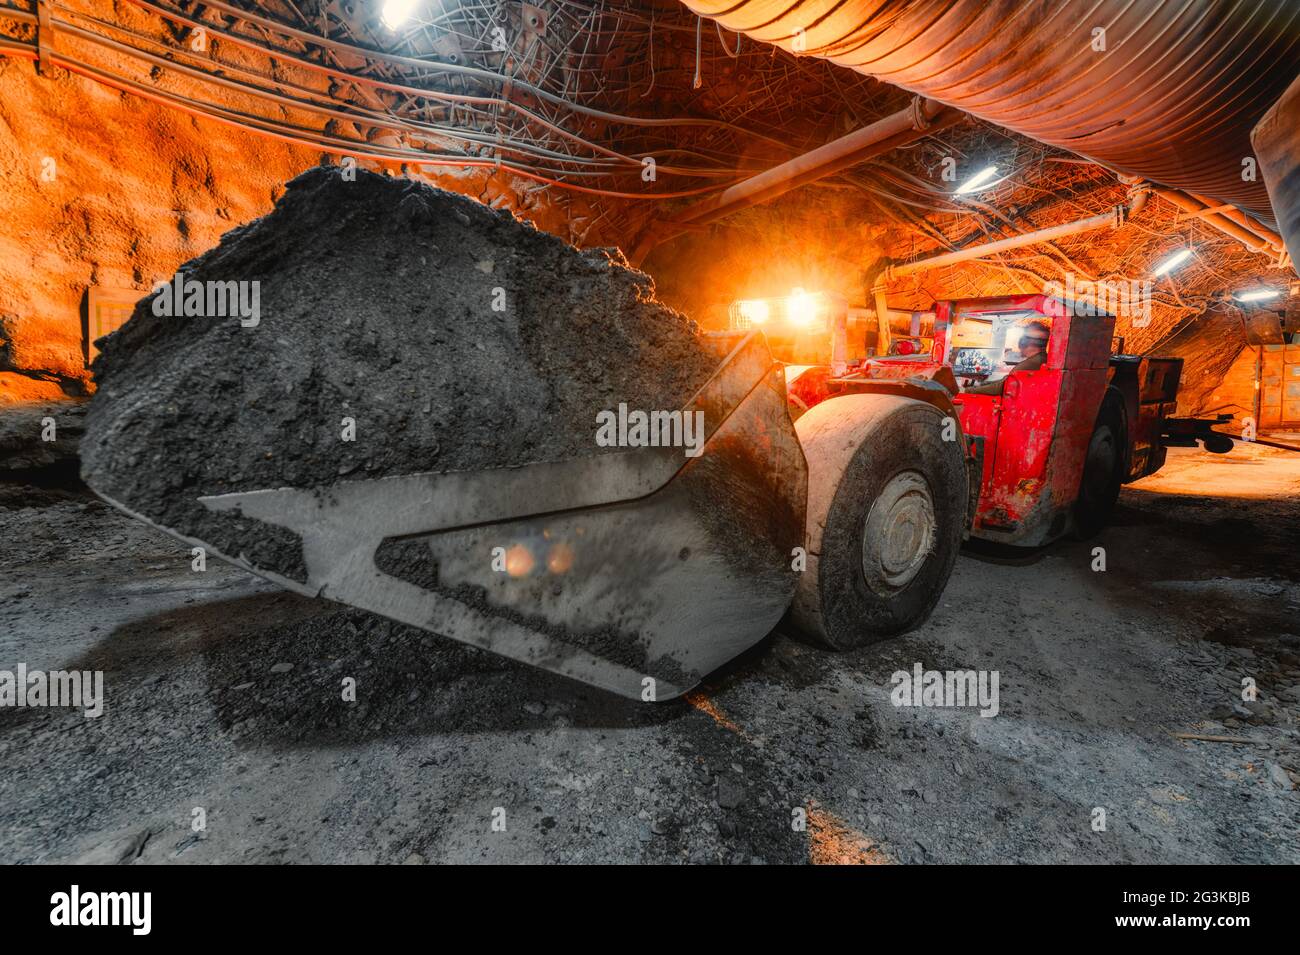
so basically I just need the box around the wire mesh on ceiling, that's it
[0,0,1290,332]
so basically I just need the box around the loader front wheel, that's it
[790,394,967,650]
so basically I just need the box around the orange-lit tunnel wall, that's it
[0,1,588,404]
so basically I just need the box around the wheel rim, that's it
[862,470,936,590]
[1082,425,1117,501]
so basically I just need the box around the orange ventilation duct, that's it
[680,0,1300,228]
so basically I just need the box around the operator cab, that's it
[940,295,1115,545]
[948,309,1053,392]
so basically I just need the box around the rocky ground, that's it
[1,440,1298,864]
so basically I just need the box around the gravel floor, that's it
[1,442,1298,864]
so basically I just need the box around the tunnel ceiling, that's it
[0,0,1294,333]
[680,0,1300,228]
[3,0,909,241]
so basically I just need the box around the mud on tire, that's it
[789,394,968,650]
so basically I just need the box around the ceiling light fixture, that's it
[954,165,1003,195]
[381,0,419,30]
[1152,248,1193,277]
[1234,288,1281,302]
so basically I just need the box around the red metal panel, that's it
[952,392,999,503]
[1045,366,1110,514]
[981,368,1060,534]
[931,300,953,364]
[1063,313,1117,370]
[785,364,835,412]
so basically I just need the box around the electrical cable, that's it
[0,33,746,199]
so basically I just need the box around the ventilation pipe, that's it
[1253,74,1300,273]
[629,96,961,264]
[680,0,1300,228]
[882,201,1137,283]
[1150,187,1288,260]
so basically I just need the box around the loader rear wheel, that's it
[790,394,967,650]
[1072,396,1125,539]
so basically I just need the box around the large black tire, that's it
[789,394,968,650]
[1072,394,1126,539]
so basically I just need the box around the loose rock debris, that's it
[3,442,1300,863]
[82,166,720,582]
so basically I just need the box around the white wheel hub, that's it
[862,470,935,589]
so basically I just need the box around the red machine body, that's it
[942,295,1122,544]
[785,294,1213,547]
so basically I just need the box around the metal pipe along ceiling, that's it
[679,0,1300,228]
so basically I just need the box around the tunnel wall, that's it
[0,8,587,402]
[0,54,318,402]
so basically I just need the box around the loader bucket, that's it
[95,331,806,701]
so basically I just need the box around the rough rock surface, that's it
[0,400,85,481]
[0,14,595,392]
[3,444,1298,863]
[82,167,718,580]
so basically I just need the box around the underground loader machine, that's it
[93,296,1223,702]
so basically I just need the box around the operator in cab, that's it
[964,320,1050,396]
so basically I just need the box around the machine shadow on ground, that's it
[54,592,692,749]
